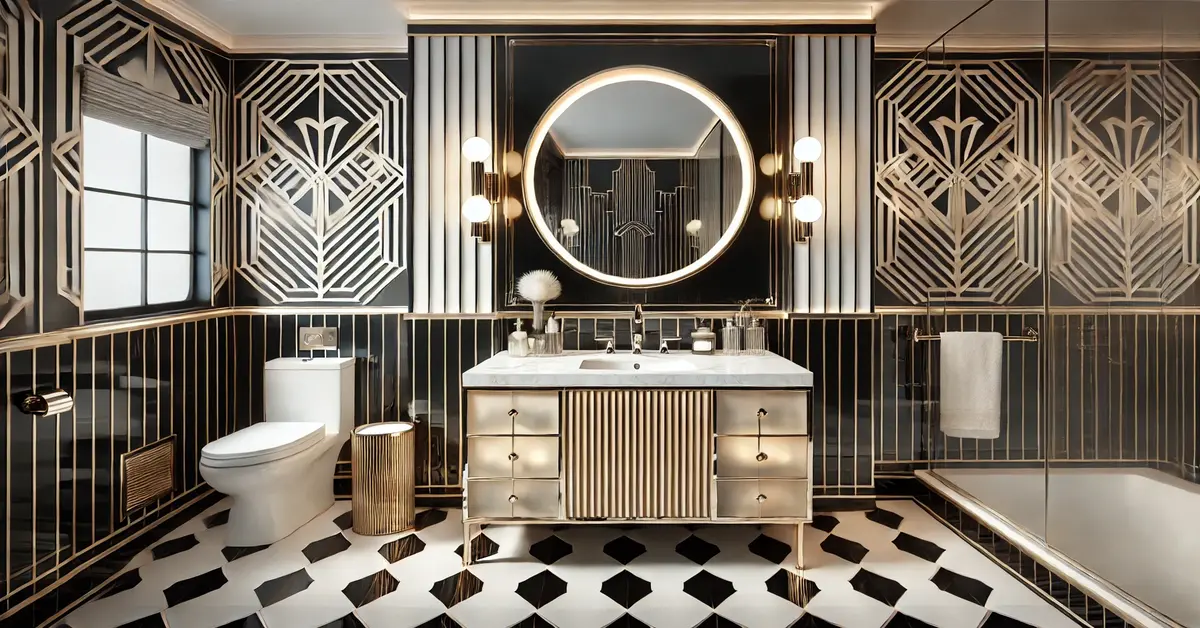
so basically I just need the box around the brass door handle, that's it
[508,452,520,461]
[508,409,519,417]
[757,408,768,418]
[508,495,519,503]
[756,494,767,503]
[756,452,768,462]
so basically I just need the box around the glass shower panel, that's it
[1045,1,1198,623]
[901,0,1050,540]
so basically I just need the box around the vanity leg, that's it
[795,522,806,571]
[462,521,473,566]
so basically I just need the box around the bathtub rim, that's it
[916,469,1184,628]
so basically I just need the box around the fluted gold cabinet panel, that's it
[351,423,416,535]
[467,391,560,435]
[467,479,560,518]
[563,389,713,520]
[716,479,809,519]
[715,436,809,479]
[467,436,560,479]
[715,391,808,436]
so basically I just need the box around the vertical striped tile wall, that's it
[412,36,496,314]
[792,35,873,314]
[877,314,1043,471]
[782,318,878,494]
[0,314,231,616]
[876,312,1197,476]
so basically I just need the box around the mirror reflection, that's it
[526,70,749,285]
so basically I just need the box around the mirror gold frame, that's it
[522,66,756,289]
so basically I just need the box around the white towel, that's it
[938,331,1003,439]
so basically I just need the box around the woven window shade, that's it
[79,65,210,149]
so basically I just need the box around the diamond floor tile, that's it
[66,503,1077,628]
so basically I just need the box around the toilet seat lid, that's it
[201,422,325,462]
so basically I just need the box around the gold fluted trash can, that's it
[351,422,415,535]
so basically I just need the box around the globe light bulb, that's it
[462,136,491,163]
[462,195,492,222]
[503,196,523,220]
[792,136,822,162]
[792,195,823,222]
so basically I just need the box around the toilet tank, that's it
[264,357,355,435]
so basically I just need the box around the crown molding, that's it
[233,34,408,54]
[136,1,408,53]
[137,0,235,50]
[876,33,1200,52]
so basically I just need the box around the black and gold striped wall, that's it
[0,312,232,619]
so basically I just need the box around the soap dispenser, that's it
[721,318,741,355]
[509,319,529,357]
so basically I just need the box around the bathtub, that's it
[920,467,1200,628]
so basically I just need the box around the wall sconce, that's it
[787,136,823,242]
[462,136,498,242]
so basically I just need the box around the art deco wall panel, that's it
[792,35,873,314]
[411,36,494,314]
[52,0,232,328]
[1049,60,1200,306]
[233,58,409,306]
[0,0,40,336]
[875,59,1043,307]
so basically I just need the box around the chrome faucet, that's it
[631,304,644,355]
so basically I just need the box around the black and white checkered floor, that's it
[61,499,1080,628]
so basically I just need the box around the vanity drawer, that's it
[467,436,559,479]
[467,391,560,435]
[715,390,808,436]
[715,436,809,479]
[466,479,559,519]
[715,479,809,519]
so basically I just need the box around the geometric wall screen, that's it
[0,0,40,332]
[876,60,1043,305]
[1050,60,1200,304]
[235,60,407,304]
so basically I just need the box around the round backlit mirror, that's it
[523,66,755,288]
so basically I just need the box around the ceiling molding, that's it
[136,0,408,53]
[138,0,235,50]
[233,34,407,54]
[876,33,1200,52]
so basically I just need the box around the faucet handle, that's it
[658,337,682,354]
[594,337,616,354]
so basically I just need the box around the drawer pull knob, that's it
[757,408,768,418]
[508,452,520,461]
[756,494,767,503]
[508,409,519,417]
[756,452,769,462]
[508,495,519,503]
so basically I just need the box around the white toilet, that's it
[200,357,355,547]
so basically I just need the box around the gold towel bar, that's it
[910,326,1040,343]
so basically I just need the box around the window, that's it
[82,116,199,316]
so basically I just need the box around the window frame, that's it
[82,117,206,321]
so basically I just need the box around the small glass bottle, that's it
[508,319,529,357]
[745,318,767,355]
[721,318,741,355]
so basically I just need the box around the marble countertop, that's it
[462,351,813,389]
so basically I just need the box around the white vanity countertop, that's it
[462,351,813,389]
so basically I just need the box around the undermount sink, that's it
[577,355,697,372]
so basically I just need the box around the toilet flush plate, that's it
[300,327,338,350]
